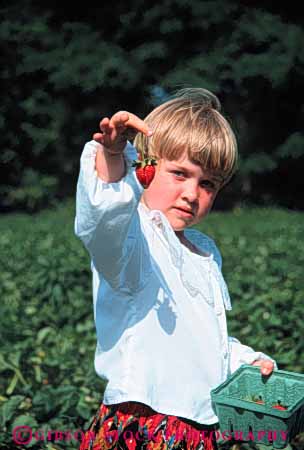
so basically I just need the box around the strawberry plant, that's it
[0,203,303,449]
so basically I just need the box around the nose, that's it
[181,181,199,203]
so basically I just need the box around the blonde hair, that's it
[134,88,238,187]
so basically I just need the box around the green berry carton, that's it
[211,364,304,448]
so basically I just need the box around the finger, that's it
[93,132,104,143]
[255,360,274,376]
[95,117,117,145]
[125,114,153,136]
[261,360,274,374]
[251,359,274,372]
[251,360,262,367]
[99,117,113,134]
[109,112,130,134]
[111,111,153,136]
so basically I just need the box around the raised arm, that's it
[75,111,152,290]
[93,111,152,183]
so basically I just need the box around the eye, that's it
[200,179,216,190]
[172,170,185,178]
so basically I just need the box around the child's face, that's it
[141,151,221,232]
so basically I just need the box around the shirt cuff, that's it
[228,337,278,374]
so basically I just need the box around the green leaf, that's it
[0,395,25,427]
[275,132,304,159]
[11,413,38,430]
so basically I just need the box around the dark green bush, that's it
[1,2,304,211]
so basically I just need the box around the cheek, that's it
[143,177,167,208]
[147,178,176,209]
[153,173,174,196]
[199,191,217,211]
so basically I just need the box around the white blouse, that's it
[75,139,276,425]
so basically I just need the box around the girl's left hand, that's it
[251,359,274,376]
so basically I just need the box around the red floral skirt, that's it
[79,401,219,450]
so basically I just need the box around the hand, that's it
[251,359,274,376]
[93,111,153,155]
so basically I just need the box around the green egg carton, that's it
[211,364,304,449]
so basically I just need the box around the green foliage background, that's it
[1,1,304,449]
[1,1,304,212]
[0,202,303,449]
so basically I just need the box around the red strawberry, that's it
[251,395,264,404]
[133,155,157,189]
[272,404,287,410]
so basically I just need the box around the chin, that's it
[171,220,188,231]
[166,212,193,231]
[173,227,186,232]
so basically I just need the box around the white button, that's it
[216,308,222,316]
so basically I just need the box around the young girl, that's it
[75,88,276,450]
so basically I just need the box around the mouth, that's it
[173,207,194,218]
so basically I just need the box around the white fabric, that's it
[75,140,277,425]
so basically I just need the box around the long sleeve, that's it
[74,139,145,290]
[228,336,278,375]
[202,238,278,375]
